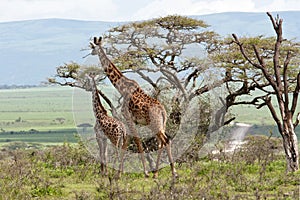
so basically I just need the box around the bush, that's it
[0,139,299,199]
[233,135,282,164]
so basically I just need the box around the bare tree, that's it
[211,13,300,171]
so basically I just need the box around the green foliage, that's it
[106,14,218,73]
[211,35,300,84]
[31,183,63,197]
[112,50,147,70]
[56,62,81,79]
[111,15,208,32]
[144,15,209,30]
[49,62,105,89]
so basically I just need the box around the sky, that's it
[1,0,300,22]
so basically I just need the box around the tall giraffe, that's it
[90,37,177,178]
[88,74,127,177]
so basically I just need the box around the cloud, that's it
[131,0,300,21]
[258,0,300,11]
[131,0,255,20]
[0,0,299,22]
[0,0,118,22]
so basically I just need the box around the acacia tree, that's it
[211,13,300,171]
[50,15,233,161]
[101,15,233,131]
[98,15,236,160]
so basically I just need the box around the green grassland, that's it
[0,86,120,145]
[0,86,299,145]
[0,87,74,128]
[0,87,76,144]
[0,87,299,199]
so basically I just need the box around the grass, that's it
[0,86,299,146]
[0,87,74,129]
[0,142,299,199]
[0,129,77,144]
[0,86,77,145]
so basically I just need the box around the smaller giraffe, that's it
[94,120,108,175]
[88,74,127,177]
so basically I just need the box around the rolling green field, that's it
[0,86,299,145]
[0,87,74,128]
[0,87,76,144]
[0,86,119,145]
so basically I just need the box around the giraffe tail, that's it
[157,130,169,148]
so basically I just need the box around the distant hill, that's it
[0,11,299,85]
[198,11,300,38]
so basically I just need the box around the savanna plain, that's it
[0,86,299,199]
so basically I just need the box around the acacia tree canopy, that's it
[103,15,220,100]
[100,15,233,138]
[211,35,300,108]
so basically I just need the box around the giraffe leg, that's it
[166,141,178,178]
[133,135,149,177]
[123,108,149,178]
[151,128,177,178]
[153,144,163,179]
[146,153,156,172]
[96,129,107,176]
[102,137,108,175]
[153,140,177,178]
[117,135,128,178]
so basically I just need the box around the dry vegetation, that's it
[0,135,299,200]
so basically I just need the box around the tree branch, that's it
[135,69,158,89]
[283,51,292,110]
[231,95,267,109]
[184,69,199,88]
[291,72,300,115]
[49,79,86,90]
[267,12,284,90]
[189,74,230,101]
[253,45,265,66]
[264,95,283,134]
[160,67,188,100]
[232,34,280,95]
[294,112,300,128]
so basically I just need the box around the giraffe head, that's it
[85,72,99,91]
[90,36,103,55]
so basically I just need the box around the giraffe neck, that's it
[96,46,141,97]
[91,78,108,121]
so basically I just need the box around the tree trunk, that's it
[281,119,299,172]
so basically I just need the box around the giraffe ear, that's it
[89,41,95,49]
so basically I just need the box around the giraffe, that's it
[94,121,108,175]
[90,37,177,178]
[88,74,127,177]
